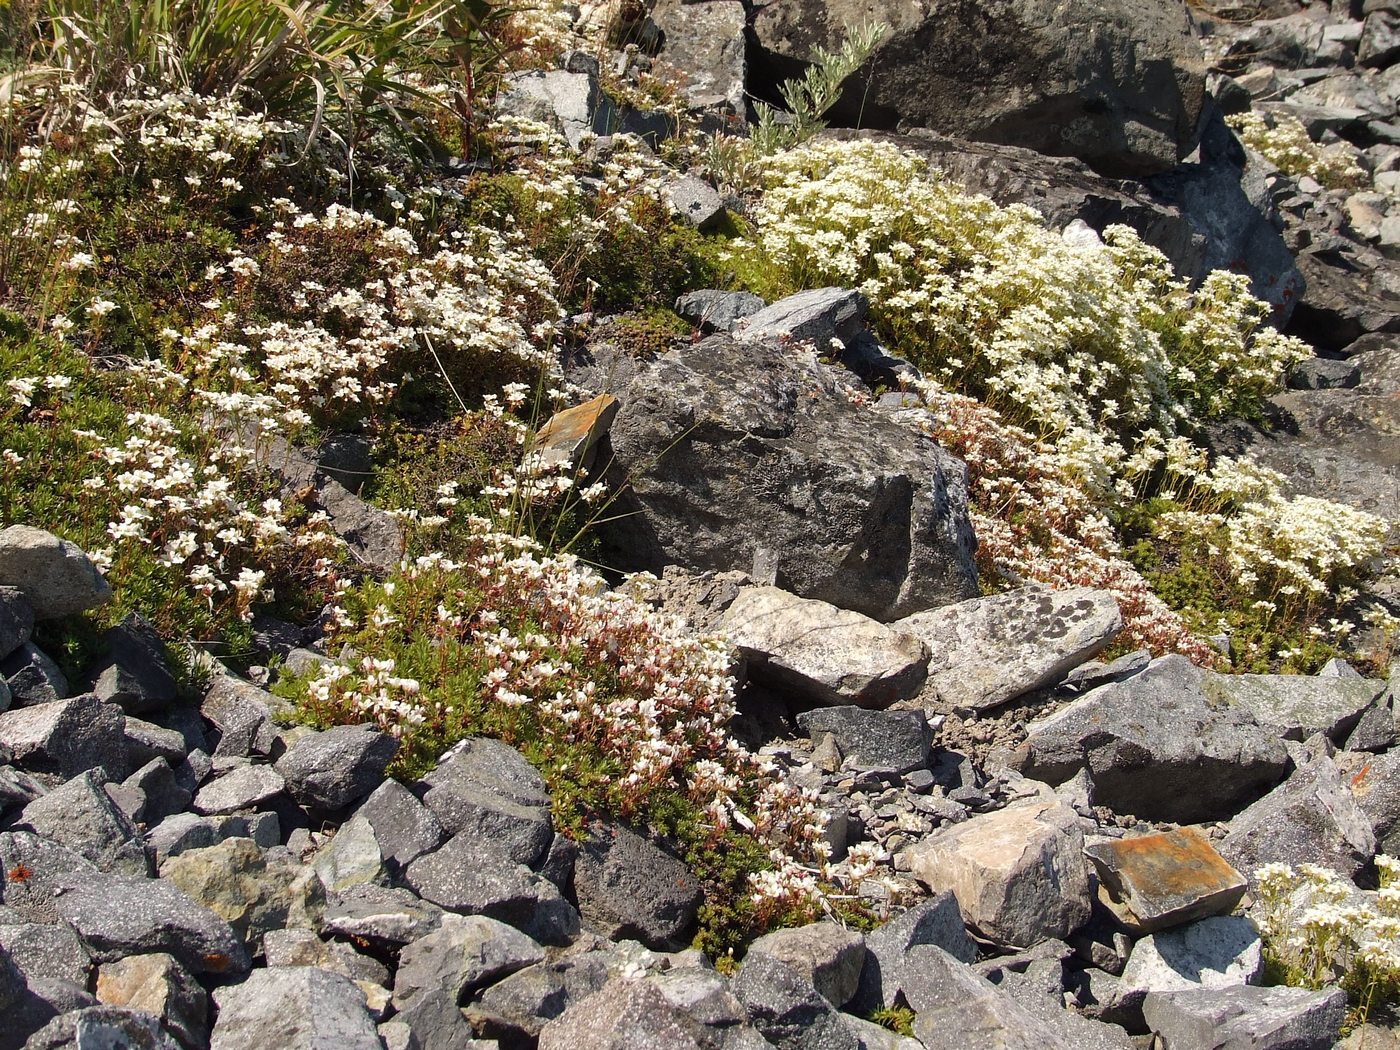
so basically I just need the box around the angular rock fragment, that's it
[393,913,545,1010]
[905,798,1092,947]
[896,585,1122,713]
[191,764,286,816]
[23,1005,181,1050]
[1084,826,1248,934]
[1143,984,1345,1050]
[1013,655,1289,823]
[573,823,703,950]
[732,950,860,1050]
[319,883,444,951]
[0,694,129,780]
[465,954,612,1044]
[797,706,931,773]
[312,814,384,894]
[211,966,383,1050]
[0,525,112,619]
[651,0,746,113]
[0,831,98,923]
[1117,915,1263,1020]
[263,928,389,987]
[420,737,553,866]
[200,674,286,760]
[0,919,91,986]
[675,291,766,335]
[275,724,396,812]
[1204,670,1384,742]
[539,977,708,1050]
[746,922,866,1009]
[720,586,929,708]
[529,393,619,473]
[1,642,67,706]
[16,770,151,876]
[81,612,178,714]
[356,778,445,872]
[96,952,208,1050]
[851,892,977,1015]
[0,586,33,664]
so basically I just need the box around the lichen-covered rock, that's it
[211,967,383,1050]
[1084,826,1247,935]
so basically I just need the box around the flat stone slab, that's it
[1204,671,1384,741]
[1118,915,1263,1011]
[895,585,1122,713]
[1084,826,1247,934]
[796,706,931,773]
[1143,984,1346,1050]
[529,394,619,473]
[720,586,930,709]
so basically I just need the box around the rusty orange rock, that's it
[529,393,620,473]
[1084,825,1246,934]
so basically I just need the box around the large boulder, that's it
[751,0,1207,177]
[0,525,112,620]
[600,335,978,622]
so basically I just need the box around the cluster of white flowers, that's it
[1227,112,1368,190]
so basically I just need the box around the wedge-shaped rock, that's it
[1203,671,1384,741]
[1012,655,1289,823]
[539,977,707,1050]
[1084,826,1247,935]
[16,770,151,877]
[466,954,611,1045]
[1117,915,1263,1020]
[24,1005,180,1050]
[1341,749,1400,856]
[529,394,619,473]
[851,891,977,1016]
[97,952,209,1050]
[0,694,129,781]
[747,922,867,1010]
[420,737,552,866]
[721,587,929,709]
[1220,743,1376,881]
[356,779,446,871]
[731,950,860,1050]
[393,914,544,1011]
[895,585,1121,713]
[1143,985,1345,1050]
[211,967,382,1050]
[905,798,1091,948]
[275,724,396,812]
[0,525,112,620]
[192,764,286,816]
[601,335,978,622]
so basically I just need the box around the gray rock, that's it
[320,883,444,951]
[465,954,612,1045]
[16,770,152,876]
[720,587,929,709]
[1204,671,1384,741]
[210,967,382,1050]
[600,335,978,622]
[496,70,616,149]
[122,720,188,767]
[666,176,727,231]
[1363,9,1400,66]
[159,837,324,951]
[538,977,707,1050]
[355,779,445,871]
[797,707,931,774]
[675,291,767,335]
[420,737,552,865]
[904,945,1078,1050]
[391,985,481,1050]
[731,951,860,1050]
[1346,697,1398,753]
[54,871,250,976]
[2,978,99,1050]
[0,920,91,986]
[850,892,977,1016]
[1013,655,1290,823]
[81,613,178,714]
[312,814,384,894]
[0,764,43,816]
[0,587,33,664]
[22,1005,180,1050]
[0,694,129,781]
[263,928,389,987]
[191,764,286,816]
[0,940,22,1014]
[1117,915,1263,1020]
[1342,748,1400,854]
[96,952,208,1050]
[1220,743,1377,881]
[200,675,284,760]
[122,759,192,828]
[145,814,222,864]
[275,725,396,812]
[752,0,1205,177]
[1,643,67,706]
[648,965,749,1029]
[895,585,1122,713]
[0,525,112,620]
[573,823,703,950]
[1290,358,1364,390]
[651,0,745,113]
[393,913,545,1010]
[403,835,578,945]
[734,288,868,350]
[747,923,866,1009]
[904,798,1092,948]
[0,831,98,923]
[1143,984,1346,1050]
[1061,649,1151,693]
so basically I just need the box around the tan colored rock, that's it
[905,798,1092,947]
[97,952,209,1049]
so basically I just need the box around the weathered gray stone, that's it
[0,920,91,986]
[675,291,767,335]
[720,587,929,709]
[211,967,382,1050]
[1204,671,1384,741]
[732,950,860,1050]
[1117,915,1263,1017]
[1013,655,1290,823]
[1083,826,1247,935]
[393,913,545,1010]
[145,813,221,864]
[465,954,612,1045]
[355,779,445,872]
[159,837,323,952]
[0,525,112,619]
[420,737,552,866]
[496,70,616,149]
[0,940,22,1015]
[666,175,727,231]
[320,883,444,951]
[22,1005,181,1050]
[404,835,578,945]
[1,642,67,706]
[648,965,749,1029]
[652,0,745,113]
[16,770,151,876]
[573,823,703,950]
[1341,748,1400,855]
[391,985,481,1050]
[0,831,98,923]
[312,814,384,894]
[122,759,192,828]
[1143,984,1346,1050]
[538,977,707,1050]
[191,764,286,816]
[275,724,396,812]
[752,0,1206,177]
[747,923,866,1009]
[850,892,977,1016]
[797,706,931,774]
[735,288,868,351]
[200,675,286,760]
[54,871,250,976]
[263,927,390,987]
[1363,9,1400,66]
[905,798,1091,948]
[601,336,978,622]
[0,587,33,663]
[81,613,178,714]
[895,585,1122,714]
[1220,743,1377,880]
[96,953,208,1050]
[1,978,99,1050]
[0,694,129,781]
[122,720,188,767]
